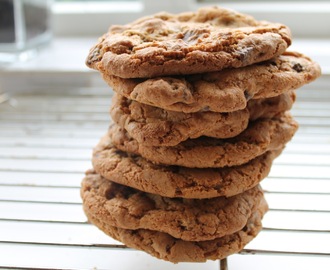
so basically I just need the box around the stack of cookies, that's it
[81,7,321,263]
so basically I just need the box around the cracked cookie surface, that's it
[81,171,264,241]
[110,92,295,147]
[103,113,297,168]
[86,6,291,78]
[103,52,320,112]
[83,187,268,263]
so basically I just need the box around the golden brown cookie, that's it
[81,171,264,241]
[110,92,295,147]
[103,52,320,113]
[83,191,268,263]
[86,6,291,78]
[92,140,282,198]
[104,113,297,168]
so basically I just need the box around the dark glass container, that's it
[0,0,52,62]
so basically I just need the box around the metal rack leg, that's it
[219,258,228,270]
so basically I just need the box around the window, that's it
[52,0,330,38]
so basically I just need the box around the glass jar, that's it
[0,0,52,63]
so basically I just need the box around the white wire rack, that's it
[0,76,329,270]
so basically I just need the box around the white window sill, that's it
[0,38,95,74]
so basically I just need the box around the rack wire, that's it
[0,79,329,269]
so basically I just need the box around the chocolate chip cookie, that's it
[92,142,282,198]
[110,92,295,147]
[86,6,291,78]
[103,113,297,168]
[83,186,268,262]
[103,52,320,113]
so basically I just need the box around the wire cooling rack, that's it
[0,77,329,270]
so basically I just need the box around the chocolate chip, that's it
[292,63,304,73]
